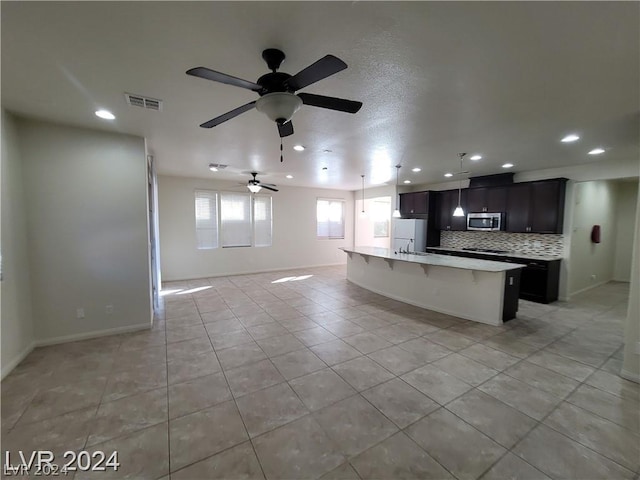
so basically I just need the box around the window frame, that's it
[194,190,219,250]
[194,189,273,249]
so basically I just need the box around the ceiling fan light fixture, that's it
[247,184,262,193]
[255,92,302,124]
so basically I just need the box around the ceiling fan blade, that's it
[260,185,279,192]
[199,101,256,128]
[186,67,263,92]
[298,93,362,113]
[277,121,294,138]
[284,55,347,91]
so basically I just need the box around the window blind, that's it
[254,195,272,247]
[195,190,218,249]
[220,193,252,247]
[317,199,345,239]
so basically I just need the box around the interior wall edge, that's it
[0,342,36,380]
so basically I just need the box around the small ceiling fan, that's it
[246,172,278,193]
[186,48,363,138]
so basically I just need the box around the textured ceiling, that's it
[2,2,638,190]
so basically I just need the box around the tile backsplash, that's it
[441,231,565,257]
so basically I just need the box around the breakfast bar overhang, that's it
[341,247,526,325]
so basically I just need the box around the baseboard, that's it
[1,341,36,380]
[162,262,347,283]
[1,324,151,380]
[569,279,612,298]
[35,323,150,347]
[620,369,640,384]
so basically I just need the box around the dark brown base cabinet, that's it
[425,249,562,304]
[514,258,561,304]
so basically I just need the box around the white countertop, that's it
[341,247,526,272]
[426,246,563,262]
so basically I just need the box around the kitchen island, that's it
[341,247,525,325]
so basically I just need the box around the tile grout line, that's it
[199,288,270,480]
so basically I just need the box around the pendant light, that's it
[392,165,402,218]
[453,152,466,217]
[360,174,366,216]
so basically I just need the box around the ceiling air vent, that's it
[125,93,163,111]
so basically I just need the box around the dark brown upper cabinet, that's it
[505,178,567,234]
[435,189,467,231]
[399,191,429,217]
[467,186,507,213]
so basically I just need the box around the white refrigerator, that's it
[392,219,427,253]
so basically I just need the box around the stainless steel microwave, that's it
[467,212,503,231]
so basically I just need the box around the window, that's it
[317,199,345,239]
[220,193,252,247]
[195,191,273,249]
[254,195,272,247]
[195,190,218,249]
[372,197,391,237]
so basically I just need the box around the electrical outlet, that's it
[76,308,85,319]
[105,305,113,314]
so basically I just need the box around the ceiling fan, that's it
[186,48,363,138]
[246,172,278,193]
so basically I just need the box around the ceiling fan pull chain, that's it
[280,138,284,162]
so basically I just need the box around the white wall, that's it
[613,181,639,281]
[354,184,394,249]
[17,119,151,343]
[158,175,354,280]
[567,180,618,295]
[1,110,35,377]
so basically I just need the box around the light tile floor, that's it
[2,266,639,479]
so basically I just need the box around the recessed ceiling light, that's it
[444,173,453,178]
[588,148,605,155]
[470,155,482,161]
[404,180,411,184]
[502,163,514,168]
[561,134,580,143]
[293,145,305,152]
[285,175,293,179]
[95,109,115,120]
[411,167,421,172]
